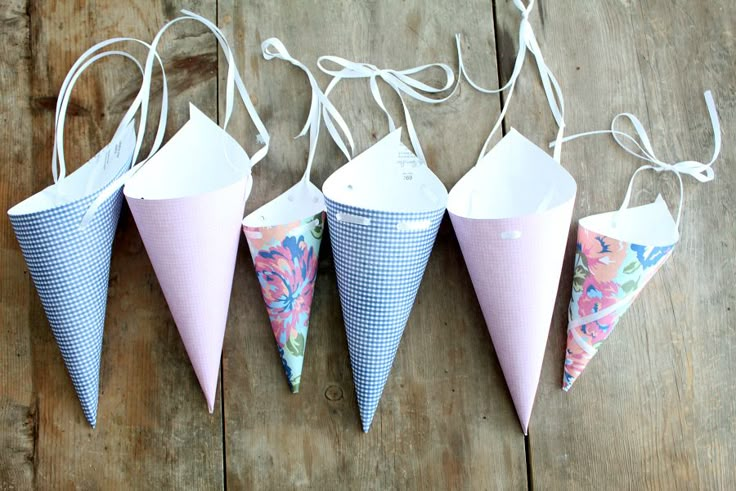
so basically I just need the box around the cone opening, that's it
[579,196,679,247]
[9,122,135,217]
[124,104,251,201]
[323,128,448,214]
[448,129,576,220]
[243,180,325,228]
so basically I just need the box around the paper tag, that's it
[397,146,421,182]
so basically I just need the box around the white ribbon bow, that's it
[554,91,721,228]
[317,54,455,164]
[261,38,354,180]
[456,0,566,164]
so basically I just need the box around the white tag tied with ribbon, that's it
[6,37,169,427]
[122,11,270,414]
[318,52,453,432]
[241,37,354,394]
[559,91,721,392]
[446,0,575,435]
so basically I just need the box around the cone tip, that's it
[207,400,215,414]
[562,374,574,392]
[83,407,98,428]
[289,385,300,394]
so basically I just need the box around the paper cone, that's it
[7,123,136,426]
[124,104,253,412]
[564,195,678,391]
[243,180,326,393]
[447,129,577,434]
[323,129,448,431]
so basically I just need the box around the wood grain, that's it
[218,0,527,489]
[492,0,736,489]
[0,0,35,488]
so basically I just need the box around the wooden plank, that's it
[0,0,35,488]
[491,0,736,488]
[20,1,224,488]
[219,1,527,489]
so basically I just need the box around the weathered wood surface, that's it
[0,0,34,488]
[494,0,736,489]
[0,0,734,489]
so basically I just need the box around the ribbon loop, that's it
[52,37,169,186]
[553,91,721,228]
[260,37,354,181]
[318,55,455,164]
[81,11,271,228]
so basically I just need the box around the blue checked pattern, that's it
[325,198,444,432]
[9,170,127,427]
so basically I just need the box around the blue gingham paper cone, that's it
[322,128,448,432]
[325,200,444,431]
[7,125,135,427]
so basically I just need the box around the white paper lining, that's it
[447,128,576,220]
[580,195,679,247]
[322,128,448,214]
[124,104,250,201]
[9,122,136,215]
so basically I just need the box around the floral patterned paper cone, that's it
[447,129,577,434]
[243,211,325,393]
[564,196,678,391]
[7,124,135,427]
[125,104,255,412]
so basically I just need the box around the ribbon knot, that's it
[606,94,720,186]
[318,55,455,164]
[555,91,721,228]
[455,0,565,164]
[261,37,354,175]
[516,0,533,21]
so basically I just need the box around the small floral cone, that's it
[243,211,325,393]
[564,196,677,391]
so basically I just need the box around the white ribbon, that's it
[80,10,271,227]
[52,37,169,186]
[553,91,721,229]
[261,37,354,182]
[135,10,270,166]
[456,0,566,164]
[317,54,455,164]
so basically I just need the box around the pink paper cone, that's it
[448,129,576,433]
[564,196,677,391]
[124,104,252,412]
